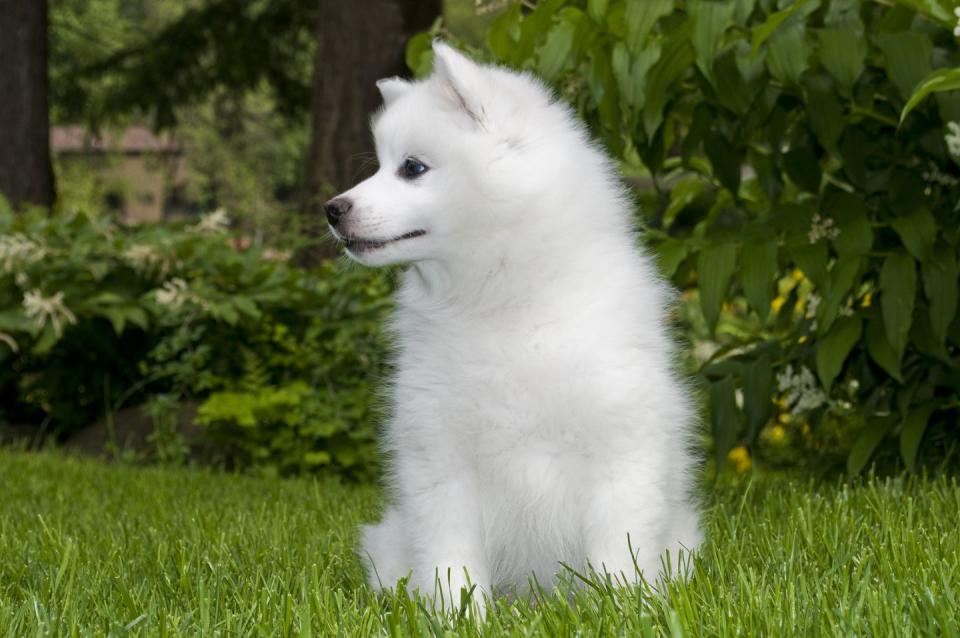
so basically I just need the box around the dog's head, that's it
[324,41,563,267]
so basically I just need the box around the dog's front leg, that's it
[400,464,490,615]
[581,464,671,586]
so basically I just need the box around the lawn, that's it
[1,450,958,636]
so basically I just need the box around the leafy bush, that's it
[411,0,960,474]
[0,203,391,478]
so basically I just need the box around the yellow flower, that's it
[861,291,872,308]
[726,445,752,473]
[771,296,786,312]
[769,425,787,442]
[801,423,811,436]
[778,412,791,424]
[792,268,805,282]
[727,446,748,463]
[798,335,808,344]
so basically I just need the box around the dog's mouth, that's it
[344,229,427,253]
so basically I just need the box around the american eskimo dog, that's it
[325,41,701,608]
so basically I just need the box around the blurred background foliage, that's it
[1,0,959,480]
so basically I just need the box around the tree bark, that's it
[0,0,55,210]
[300,0,441,264]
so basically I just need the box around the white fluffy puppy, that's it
[325,41,701,605]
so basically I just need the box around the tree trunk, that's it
[0,0,55,210]
[300,0,441,264]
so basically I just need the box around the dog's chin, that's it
[341,229,428,266]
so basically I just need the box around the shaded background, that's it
[1,0,958,480]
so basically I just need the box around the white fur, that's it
[331,41,702,606]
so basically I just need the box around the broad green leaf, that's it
[712,48,754,114]
[663,174,707,227]
[751,0,808,57]
[733,0,758,26]
[900,67,960,123]
[611,41,662,108]
[102,308,127,335]
[900,403,936,471]
[232,296,261,319]
[742,352,773,441]
[848,416,895,476]
[304,451,332,466]
[783,146,821,193]
[704,132,741,194]
[485,4,522,64]
[642,21,695,138]
[789,241,828,289]
[85,291,126,306]
[689,0,736,81]
[655,238,688,279]
[880,253,917,361]
[0,309,32,333]
[518,0,566,62]
[588,43,621,130]
[124,306,149,330]
[876,32,932,101]
[588,0,609,23]
[891,209,937,262]
[765,21,809,85]
[212,302,239,326]
[710,375,740,469]
[741,239,777,318]
[865,315,902,382]
[537,19,577,82]
[816,315,862,391]
[922,245,959,345]
[913,313,952,363]
[827,192,872,257]
[405,33,434,78]
[805,82,844,154]
[31,326,59,356]
[625,0,673,53]
[817,24,866,94]
[817,256,861,335]
[698,243,737,333]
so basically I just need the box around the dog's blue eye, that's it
[400,158,429,180]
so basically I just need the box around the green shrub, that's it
[411,0,960,474]
[0,203,391,479]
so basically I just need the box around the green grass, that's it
[1,450,958,636]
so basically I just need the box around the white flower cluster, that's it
[805,293,820,319]
[475,0,512,16]
[776,365,828,415]
[945,121,960,158]
[123,244,170,277]
[190,208,230,234]
[954,7,960,37]
[154,278,209,311]
[0,332,18,353]
[155,278,189,308]
[23,290,77,337]
[808,213,840,245]
[923,161,959,194]
[0,234,46,273]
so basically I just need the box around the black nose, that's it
[324,198,352,226]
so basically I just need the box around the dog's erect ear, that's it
[431,40,485,125]
[376,77,412,106]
